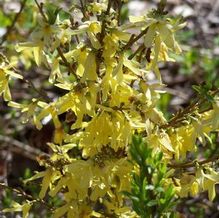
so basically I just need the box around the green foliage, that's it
[2,189,13,208]
[173,45,219,88]
[124,135,176,218]
[45,3,61,25]
[0,0,219,217]
[158,93,171,119]
[0,10,12,27]
[176,30,195,43]
[22,168,40,199]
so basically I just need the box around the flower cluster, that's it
[1,0,219,217]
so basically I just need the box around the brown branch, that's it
[122,0,167,51]
[100,0,112,44]
[24,79,51,102]
[128,44,145,60]
[160,88,219,129]
[0,183,54,211]
[160,101,198,129]
[122,27,149,51]
[57,47,78,80]
[168,155,219,169]
[0,182,33,199]
[79,0,88,20]
[34,0,48,22]
[163,87,188,100]
[116,0,123,25]
[0,134,47,161]
[11,65,51,102]
[0,0,27,46]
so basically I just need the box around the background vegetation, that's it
[0,0,219,217]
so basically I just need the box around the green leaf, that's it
[164,186,175,200]
[45,4,61,24]
[156,152,163,162]
[0,11,11,27]
[145,184,154,190]
[147,200,157,207]
[132,135,142,147]
[130,195,140,203]
[155,186,164,193]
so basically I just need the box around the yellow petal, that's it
[22,202,32,218]
[39,168,53,199]
[82,51,97,82]
[144,24,156,48]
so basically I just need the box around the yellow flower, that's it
[197,168,219,201]
[128,14,185,81]
[0,59,23,101]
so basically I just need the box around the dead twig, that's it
[0,183,54,211]
[168,155,219,169]
[0,134,47,160]
[0,0,27,46]
[122,27,149,51]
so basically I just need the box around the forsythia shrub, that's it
[1,0,219,217]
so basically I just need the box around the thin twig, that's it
[122,0,167,51]
[168,155,219,169]
[79,0,88,20]
[128,44,145,60]
[0,183,54,211]
[160,88,219,129]
[116,0,123,25]
[0,182,33,199]
[160,101,198,129]
[100,0,112,44]
[57,47,78,80]
[0,134,47,160]
[13,66,51,102]
[0,0,27,46]
[122,27,149,51]
[163,87,189,100]
[25,79,51,102]
[34,0,48,22]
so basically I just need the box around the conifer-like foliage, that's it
[1,0,219,217]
